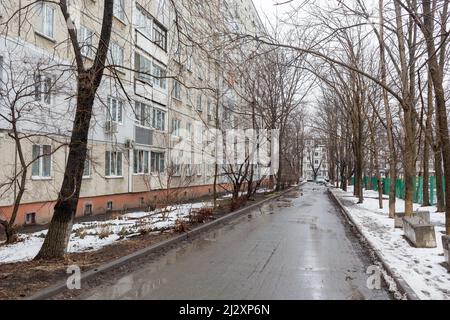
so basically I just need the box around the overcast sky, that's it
[252,0,283,26]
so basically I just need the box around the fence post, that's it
[384,177,389,195]
[416,176,423,204]
[430,175,435,205]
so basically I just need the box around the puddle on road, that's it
[284,191,301,199]
[258,197,294,215]
[288,216,318,225]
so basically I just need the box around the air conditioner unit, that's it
[124,139,134,149]
[104,121,118,133]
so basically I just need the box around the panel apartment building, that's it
[302,138,329,181]
[0,0,265,225]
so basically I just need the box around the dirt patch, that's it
[0,230,175,299]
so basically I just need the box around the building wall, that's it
[0,183,231,226]
[302,139,329,181]
[0,0,266,226]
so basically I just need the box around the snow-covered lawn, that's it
[0,202,212,264]
[332,186,450,300]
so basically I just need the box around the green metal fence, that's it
[353,175,445,206]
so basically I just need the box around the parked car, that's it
[315,177,326,185]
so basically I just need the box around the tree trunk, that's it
[404,108,416,216]
[435,150,445,211]
[276,131,283,191]
[422,0,450,234]
[379,0,396,218]
[35,76,94,259]
[35,1,114,259]
[422,76,433,207]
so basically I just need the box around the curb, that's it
[27,185,303,300]
[328,188,420,300]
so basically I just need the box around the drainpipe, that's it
[13,135,17,206]
[128,148,133,193]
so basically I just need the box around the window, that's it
[135,53,152,83]
[186,163,192,177]
[315,152,319,156]
[107,97,123,123]
[38,3,55,39]
[151,152,165,173]
[34,74,53,105]
[186,89,193,106]
[207,100,213,121]
[107,201,113,211]
[105,151,123,177]
[135,101,151,127]
[135,5,152,38]
[152,63,167,89]
[25,212,36,225]
[152,108,166,130]
[315,160,319,165]
[0,56,3,88]
[172,80,182,100]
[113,0,125,21]
[196,94,202,112]
[171,119,181,136]
[79,25,95,58]
[108,42,124,67]
[32,144,51,178]
[84,204,93,216]
[196,61,203,80]
[83,149,91,177]
[186,53,193,71]
[153,21,167,51]
[133,149,149,174]
[186,122,192,137]
[172,160,181,176]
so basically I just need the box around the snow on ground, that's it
[221,188,275,199]
[0,201,212,264]
[332,186,450,300]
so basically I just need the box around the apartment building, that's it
[0,0,265,225]
[302,139,329,181]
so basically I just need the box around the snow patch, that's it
[332,187,450,300]
[0,201,213,264]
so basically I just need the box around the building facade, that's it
[0,0,265,225]
[302,138,329,181]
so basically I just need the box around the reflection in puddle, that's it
[285,191,301,199]
[275,200,293,208]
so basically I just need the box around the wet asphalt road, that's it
[81,184,391,300]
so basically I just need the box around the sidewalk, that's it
[331,186,449,300]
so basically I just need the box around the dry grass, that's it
[98,225,111,239]
[230,196,247,212]
[174,219,189,233]
[189,207,214,223]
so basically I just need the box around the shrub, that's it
[98,225,111,239]
[230,197,247,212]
[174,219,188,233]
[118,227,129,238]
[139,227,151,235]
[190,207,214,223]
